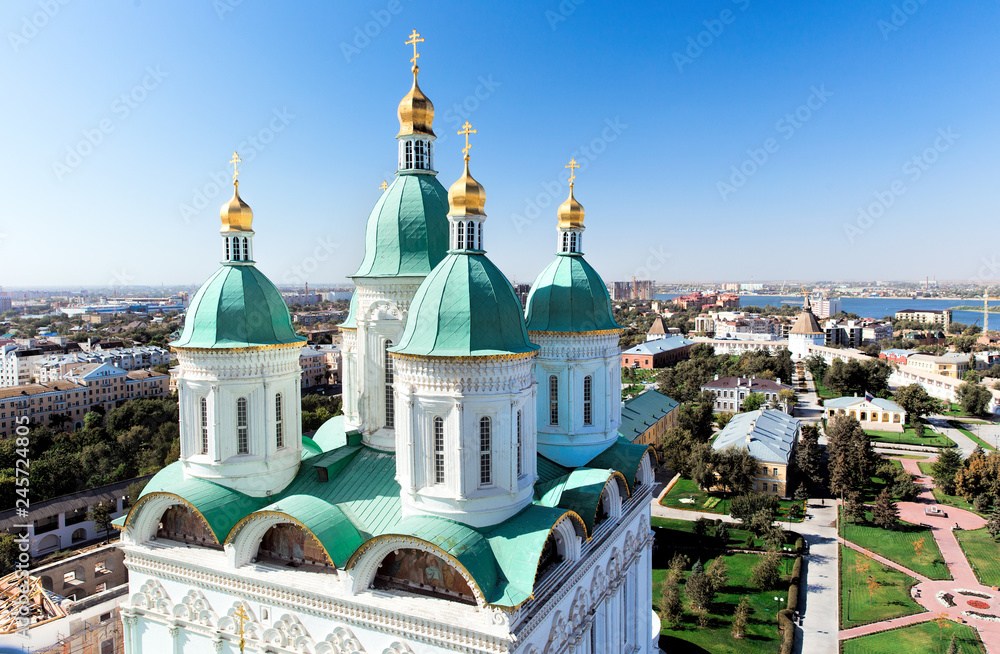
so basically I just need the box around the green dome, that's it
[352,173,449,278]
[524,253,620,333]
[172,264,305,349]
[392,253,539,357]
[338,292,358,329]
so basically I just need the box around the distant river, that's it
[654,294,1000,328]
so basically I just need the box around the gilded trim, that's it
[389,351,537,363]
[226,510,338,569]
[125,491,220,543]
[527,329,622,337]
[170,341,306,354]
[523,510,589,610]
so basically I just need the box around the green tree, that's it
[714,412,734,430]
[660,427,695,476]
[984,504,1000,540]
[706,557,728,591]
[693,517,709,538]
[0,533,20,576]
[827,415,875,498]
[713,446,758,496]
[795,423,822,487]
[894,384,940,421]
[659,576,682,625]
[730,493,780,531]
[872,488,899,530]
[83,410,104,430]
[678,391,717,441]
[930,447,963,496]
[87,501,115,544]
[843,491,865,524]
[741,392,766,412]
[778,388,798,412]
[750,550,781,590]
[687,441,716,490]
[954,451,1000,502]
[685,569,715,611]
[715,521,729,544]
[731,595,751,638]
[956,382,992,416]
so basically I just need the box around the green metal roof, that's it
[524,253,620,333]
[131,463,268,541]
[618,389,680,442]
[536,454,572,484]
[392,253,539,357]
[585,436,654,494]
[311,415,349,452]
[338,292,358,329]
[171,264,305,349]
[534,467,615,534]
[352,173,449,278]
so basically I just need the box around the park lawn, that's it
[866,425,956,448]
[660,478,805,522]
[653,552,791,654]
[947,420,997,452]
[859,458,903,503]
[651,517,800,552]
[954,527,1000,587]
[916,461,988,517]
[840,510,950,579]
[840,544,924,630]
[813,377,836,399]
[842,619,985,654]
[942,402,974,418]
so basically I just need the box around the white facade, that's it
[532,332,622,467]
[176,344,303,497]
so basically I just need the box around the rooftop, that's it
[825,396,904,413]
[618,390,680,441]
[622,335,695,356]
[712,409,800,464]
[702,376,791,391]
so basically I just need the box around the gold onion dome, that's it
[397,66,435,138]
[220,181,254,232]
[557,185,585,230]
[448,156,486,216]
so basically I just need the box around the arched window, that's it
[548,376,559,425]
[243,237,249,259]
[466,221,475,250]
[236,397,249,454]
[583,376,592,426]
[384,341,394,428]
[200,397,208,455]
[457,221,464,249]
[516,410,523,478]
[404,140,414,169]
[478,224,483,250]
[479,417,491,486]
[562,232,569,251]
[224,237,230,261]
[275,393,284,449]
[434,417,445,484]
[414,140,428,169]
[570,232,577,253]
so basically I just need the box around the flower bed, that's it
[962,610,1000,622]
[958,589,993,599]
[966,599,990,610]
[937,591,956,607]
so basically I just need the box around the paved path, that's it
[838,457,999,652]
[926,415,982,458]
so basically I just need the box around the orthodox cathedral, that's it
[117,31,658,654]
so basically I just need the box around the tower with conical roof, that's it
[390,125,540,528]
[524,164,623,466]
[341,30,450,450]
[788,295,825,359]
[170,153,306,497]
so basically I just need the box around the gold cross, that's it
[230,151,242,183]
[405,29,423,67]
[458,121,477,157]
[379,180,388,191]
[234,604,249,652]
[565,158,580,186]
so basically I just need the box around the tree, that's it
[804,355,828,383]
[686,569,715,611]
[866,575,881,602]
[732,595,751,638]
[660,427,695,476]
[750,550,781,590]
[713,446,758,496]
[0,533,19,576]
[83,410,104,430]
[894,384,940,421]
[930,447,962,495]
[956,382,992,417]
[678,392,717,441]
[913,538,925,557]
[88,500,115,544]
[778,388,798,413]
[715,412,734,430]
[715,521,729,544]
[706,557,728,591]
[843,491,865,524]
[741,392,765,412]
[693,517,709,538]
[954,451,1000,502]
[667,553,690,584]
[827,415,875,498]
[687,442,716,490]
[659,576,682,625]
[692,559,704,575]
[872,488,899,529]
[795,423,822,487]
[987,504,1000,541]
[793,484,810,502]
[730,493,780,531]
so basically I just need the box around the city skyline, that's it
[3,1,998,287]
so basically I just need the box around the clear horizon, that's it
[3,1,998,288]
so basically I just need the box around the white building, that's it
[788,297,826,359]
[116,47,656,654]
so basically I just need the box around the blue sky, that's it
[2,0,998,289]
